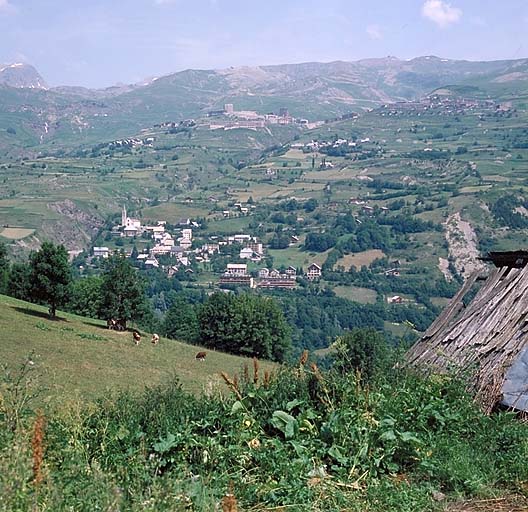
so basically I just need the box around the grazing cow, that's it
[151,333,160,345]
[133,330,141,345]
[108,318,126,331]
[195,351,207,362]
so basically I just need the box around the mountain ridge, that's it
[0,62,48,89]
[2,55,528,152]
[4,54,528,91]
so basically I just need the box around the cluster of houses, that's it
[208,104,310,131]
[155,119,196,129]
[291,136,372,153]
[108,137,155,149]
[375,95,500,119]
[92,205,324,290]
[94,207,200,271]
[222,202,255,218]
[219,262,322,289]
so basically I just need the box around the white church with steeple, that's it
[121,205,141,237]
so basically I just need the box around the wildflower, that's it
[247,438,260,449]
[362,411,379,427]
[220,372,242,400]
[222,482,238,512]
[32,410,46,486]
[253,357,259,385]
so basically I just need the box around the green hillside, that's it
[0,294,273,401]
[3,56,528,152]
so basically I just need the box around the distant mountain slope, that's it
[0,63,48,89]
[2,56,528,151]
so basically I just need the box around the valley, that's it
[2,75,528,350]
[1,26,528,507]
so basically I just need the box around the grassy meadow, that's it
[0,294,274,401]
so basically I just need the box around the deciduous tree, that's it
[162,298,199,343]
[29,241,71,318]
[198,293,291,361]
[98,254,146,329]
[0,241,9,294]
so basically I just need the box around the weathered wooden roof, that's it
[481,250,528,269]
[406,263,528,414]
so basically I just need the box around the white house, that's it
[151,245,172,255]
[179,238,192,250]
[158,233,174,246]
[285,266,297,278]
[239,247,254,259]
[170,246,185,257]
[123,226,139,237]
[93,247,110,258]
[228,234,252,244]
[145,225,165,235]
[226,263,248,276]
[144,256,159,268]
[306,263,322,280]
[247,242,264,255]
[258,268,270,278]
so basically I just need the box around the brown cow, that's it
[151,333,160,345]
[108,319,126,331]
[195,351,207,362]
[133,330,141,345]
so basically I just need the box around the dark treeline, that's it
[491,194,528,229]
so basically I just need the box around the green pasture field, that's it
[332,285,378,304]
[1,93,528,286]
[268,245,331,269]
[334,249,386,270]
[0,294,275,403]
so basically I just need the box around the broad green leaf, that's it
[380,429,397,442]
[286,399,304,411]
[153,432,177,454]
[271,410,298,439]
[231,400,245,414]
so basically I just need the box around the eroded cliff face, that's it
[45,199,105,250]
[444,212,486,279]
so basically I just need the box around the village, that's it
[206,103,315,131]
[91,205,323,290]
[374,94,512,118]
[153,103,323,132]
